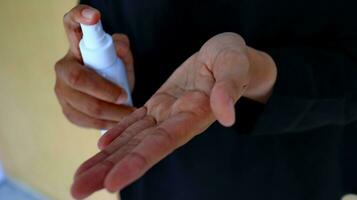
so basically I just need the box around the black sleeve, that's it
[235,39,357,135]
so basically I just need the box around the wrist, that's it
[243,46,277,103]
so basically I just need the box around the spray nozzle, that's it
[80,20,106,49]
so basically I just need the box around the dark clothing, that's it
[80,0,357,199]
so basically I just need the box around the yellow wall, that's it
[0,1,117,199]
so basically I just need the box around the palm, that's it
[145,53,216,133]
[71,33,251,200]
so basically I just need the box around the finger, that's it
[62,85,133,121]
[55,56,127,104]
[72,115,156,199]
[112,34,132,67]
[104,112,199,192]
[112,34,135,90]
[78,115,156,179]
[56,80,117,129]
[98,107,147,150]
[63,5,101,58]
[71,159,112,200]
[210,49,250,127]
[102,115,156,165]
[74,107,147,178]
[62,101,117,130]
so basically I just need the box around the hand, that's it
[54,5,135,130]
[71,33,277,199]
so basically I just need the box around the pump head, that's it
[80,20,106,49]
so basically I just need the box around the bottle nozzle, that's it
[80,21,106,49]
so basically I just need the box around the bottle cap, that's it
[80,21,106,49]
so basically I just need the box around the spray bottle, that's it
[79,21,133,134]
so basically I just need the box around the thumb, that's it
[210,49,250,127]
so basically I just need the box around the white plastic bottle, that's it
[79,21,133,134]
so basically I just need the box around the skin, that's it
[54,5,135,130]
[56,5,278,200]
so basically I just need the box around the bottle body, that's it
[94,58,133,106]
[79,21,133,106]
[79,21,133,134]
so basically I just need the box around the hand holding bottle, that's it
[54,5,135,129]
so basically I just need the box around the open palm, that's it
[71,33,253,199]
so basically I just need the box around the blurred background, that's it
[0,1,117,199]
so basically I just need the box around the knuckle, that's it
[127,152,148,171]
[87,99,104,117]
[126,137,142,150]
[152,127,174,149]
[62,109,75,123]
[143,115,156,125]
[222,32,245,42]
[101,149,111,157]
[113,33,129,43]
[92,119,106,129]
[68,67,84,87]
[54,83,62,97]
[101,160,115,169]
[121,127,134,138]
[63,5,81,24]
[121,34,130,44]
[109,123,128,137]
[217,48,250,72]
[62,12,69,23]
[62,9,76,26]
[121,46,130,56]
[54,59,64,75]
[220,48,243,58]
[112,33,120,40]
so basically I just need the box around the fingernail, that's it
[116,94,128,104]
[81,8,96,19]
